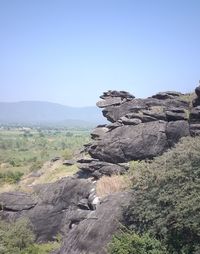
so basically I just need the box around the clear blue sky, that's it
[0,0,199,106]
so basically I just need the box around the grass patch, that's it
[0,171,23,184]
[96,175,131,198]
[34,164,78,184]
[0,127,90,189]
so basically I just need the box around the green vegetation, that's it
[108,230,167,254]
[0,219,35,254]
[0,219,60,254]
[0,171,23,184]
[121,137,200,254]
[0,126,90,188]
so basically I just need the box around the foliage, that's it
[0,127,90,186]
[108,230,167,254]
[62,148,73,160]
[0,219,61,254]
[0,171,23,183]
[124,137,200,254]
[29,161,43,172]
[0,219,35,254]
[21,241,60,254]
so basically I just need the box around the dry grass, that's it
[33,164,78,184]
[150,106,164,113]
[179,92,196,107]
[0,161,79,193]
[96,175,131,198]
[0,183,17,193]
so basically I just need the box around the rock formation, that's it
[0,86,200,254]
[78,88,197,176]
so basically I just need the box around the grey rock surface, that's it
[89,121,169,163]
[0,177,94,242]
[0,192,37,211]
[1,87,199,254]
[96,97,122,108]
[59,192,131,254]
[78,159,127,178]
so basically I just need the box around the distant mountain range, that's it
[0,101,105,127]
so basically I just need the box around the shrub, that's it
[21,242,60,254]
[0,218,35,254]
[108,230,167,254]
[0,171,23,184]
[62,148,73,160]
[29,161,43,172]
[0,219,61,254]
[96,175,131,198]
[124,137,200,253]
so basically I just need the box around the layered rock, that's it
[77,158,128,179]
[84,89,194,165]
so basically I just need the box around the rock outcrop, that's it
[0,86,200,254]
[84,90,193,165]
[60,192,131,254]
[0,177,95,242]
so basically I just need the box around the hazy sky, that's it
[0,0,199,106]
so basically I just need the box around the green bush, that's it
[0,219,35,254]
[0,171,23,183]
[29,161,43,172]
[21,242,60,254]
[0,219,61,254]
[124,137,200,254]
[62,148,73,160]
[108,230,167,254]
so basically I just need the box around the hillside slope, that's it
[0,101,105,126]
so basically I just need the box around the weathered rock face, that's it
[59,192,131,254]
[84,89,195,165]
[0,177,95,242]
[77,158,128,179]
[0,192,37,211]
[89,121,169,163]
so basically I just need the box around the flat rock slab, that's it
[96,97,122,108]
[0,192,37,211]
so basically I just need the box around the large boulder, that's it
[89,121,169,163]
[0,192,37,211]
[59,192,131,254]
[166,120,190,146]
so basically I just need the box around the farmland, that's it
[0,126,91,191]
